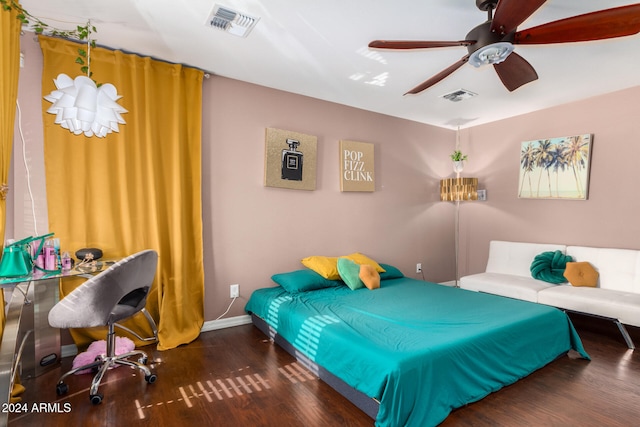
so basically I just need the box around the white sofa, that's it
[460,240,640,349]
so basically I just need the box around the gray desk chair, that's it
[48,249,159,404]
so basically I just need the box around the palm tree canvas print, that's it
[518,134,593,200]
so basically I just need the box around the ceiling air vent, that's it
[205,4,259,37]
[440,89,478,102]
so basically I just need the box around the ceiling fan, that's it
[368,0,640,94]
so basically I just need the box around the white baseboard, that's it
[60,315,253,359]
[201,315,252,332]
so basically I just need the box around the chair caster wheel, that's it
[56,382,69,396]
[90,393,103,405]
[145,373,157,384]
[138,356,148,365]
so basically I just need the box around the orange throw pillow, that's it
[563,262,599,287]
[359,264,380,290]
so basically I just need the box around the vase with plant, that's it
[450,150,467,174]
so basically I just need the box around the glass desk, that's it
[0,261,115,425]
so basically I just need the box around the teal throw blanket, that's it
[246,278,589,426]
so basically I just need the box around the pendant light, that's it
[43,21,127,138]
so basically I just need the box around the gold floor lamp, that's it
[440,177,477,287]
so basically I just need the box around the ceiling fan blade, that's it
[514,4,640,44]
[493,52,538,92]
[404,55,470,95]
[491,0,548,35]
[369,40,474,49]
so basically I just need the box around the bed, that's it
[245,268,589,427]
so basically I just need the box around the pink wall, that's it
[13,35,640,322]
[201,77,457,319]
[11,35,48,239]
[458,86,640,276]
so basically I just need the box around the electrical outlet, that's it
[230,284,239,298]
[416,263,422,274]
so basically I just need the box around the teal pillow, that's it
[379,263,404,280]
[530,251,572,284]
[271,269,342,293]
[337,258,364,290]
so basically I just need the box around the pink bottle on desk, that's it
[44,240,56,271]
[35,249,44,270]
[31,240,44,270]
[61,252,72,270]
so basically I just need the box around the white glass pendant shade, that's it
[468,42,514,68]
[44,73,127,138]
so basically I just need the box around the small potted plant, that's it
[450,150,467,173]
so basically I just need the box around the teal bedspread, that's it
[245,278,589,427]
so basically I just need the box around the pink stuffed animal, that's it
[72,337,135,374]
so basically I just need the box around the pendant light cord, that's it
[455,125,461,178]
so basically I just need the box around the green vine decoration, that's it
[1,0,97,79]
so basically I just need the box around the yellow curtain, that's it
[1,1,21,271]
[39,35,204,351]
[1,2,26,403]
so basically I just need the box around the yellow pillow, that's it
[563,262,599,287]
[343,252,386,273]
[301,256,340,280]
[359,264,380,290]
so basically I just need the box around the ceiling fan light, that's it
[468,42,514,68]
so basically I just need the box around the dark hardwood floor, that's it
[10,313,640,427]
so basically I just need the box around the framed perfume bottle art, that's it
[264,128,317,191]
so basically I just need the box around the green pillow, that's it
[337,258,364,290]
[379,263,404,280]
[530,251,572,284]
[271,269,342,293]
